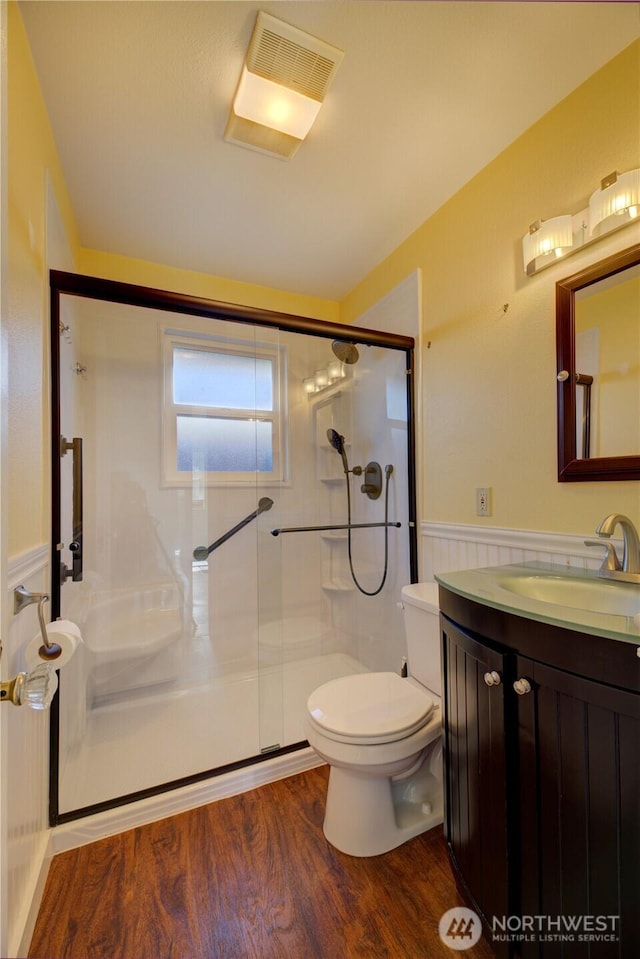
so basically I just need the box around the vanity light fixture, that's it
[589,169,640,236]
[522,216,574,273]
[304,361,346,399]
[225,11,344,160]
[314,368,329,389]
[327,359,343,382]
[522,166,640,276]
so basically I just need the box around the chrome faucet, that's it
[585,514,640,584]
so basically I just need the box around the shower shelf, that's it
[321,532,348,542]
[319,477,346,485]
[322,579,355,592]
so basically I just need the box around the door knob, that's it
[513,678,532,696]
[483,670,501,687]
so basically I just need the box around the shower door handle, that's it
[60,436,83,582]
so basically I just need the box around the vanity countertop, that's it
[435,561,640,645]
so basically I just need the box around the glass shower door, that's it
[50,272,416,823]
[52,287,285,819]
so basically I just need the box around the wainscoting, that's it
[420,521,608,582]
[5,545,51,958]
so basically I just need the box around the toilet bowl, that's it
[305,582,443,857]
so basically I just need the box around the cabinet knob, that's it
[483,670,502,687]
[513,678,532,696]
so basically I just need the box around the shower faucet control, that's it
[360,462,383,500]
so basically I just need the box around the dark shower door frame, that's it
[49,270,417,825]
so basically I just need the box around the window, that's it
[163,333,287,485]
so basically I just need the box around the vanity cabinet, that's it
[442,621,514,959]
[439,589,640,959]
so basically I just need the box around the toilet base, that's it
[322,759,443,857]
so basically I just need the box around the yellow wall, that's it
[342,41,640,534]
[6,0,79,555]
[78,248,339,323]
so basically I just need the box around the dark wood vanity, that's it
[438,585,640,959]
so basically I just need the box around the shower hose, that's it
[344,464,393,596]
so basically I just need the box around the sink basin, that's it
[496,573,640,617]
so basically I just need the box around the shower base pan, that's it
[58,652,365,815]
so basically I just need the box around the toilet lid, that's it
[308,672,434,743]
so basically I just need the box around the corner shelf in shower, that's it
[321,531,348,542]
[322,578,354,592]
[319,477,346,485]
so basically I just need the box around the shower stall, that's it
[49,272,416,822]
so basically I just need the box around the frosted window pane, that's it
[173,348,273,410]
[177,416,273,472]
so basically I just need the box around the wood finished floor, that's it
[30,766,496,959]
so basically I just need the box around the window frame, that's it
[162,331,288,487]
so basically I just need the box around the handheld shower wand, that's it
[326,429,361,476]
[325,430,394,596]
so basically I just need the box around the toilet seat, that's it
[307,672,434,746]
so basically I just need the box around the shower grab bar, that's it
[270,521,401,537]
[193,497,274,560]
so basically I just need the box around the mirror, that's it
[556,242,640,481]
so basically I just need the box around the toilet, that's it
[305,582,443,857]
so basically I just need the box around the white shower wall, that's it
[64,304,412,685]
[63,307,332,684]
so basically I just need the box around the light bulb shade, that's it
[327,359,343,381]
[303,377,316,394]
[314,368,329,389]
[233,66,322,140]
[588,169,640,235]
[20,664,58,710]
[522,215,573,273]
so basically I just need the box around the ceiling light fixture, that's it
[225,11,344,160]
[522,166,640,275]
[233,66,323,141]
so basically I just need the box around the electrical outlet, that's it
[476,487,492,517]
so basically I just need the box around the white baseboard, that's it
[12,833,51,959]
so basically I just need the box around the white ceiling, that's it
[19,1,640,301]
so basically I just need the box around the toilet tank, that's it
[401,582,441,695]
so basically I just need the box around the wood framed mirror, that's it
[556,242,640,481]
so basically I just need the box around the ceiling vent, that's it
[225,11,344,159]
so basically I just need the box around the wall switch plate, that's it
[476,487,492,517]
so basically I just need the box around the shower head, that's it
[326,428,345,456]
[326,428,350,474]
[331,340,359,365]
